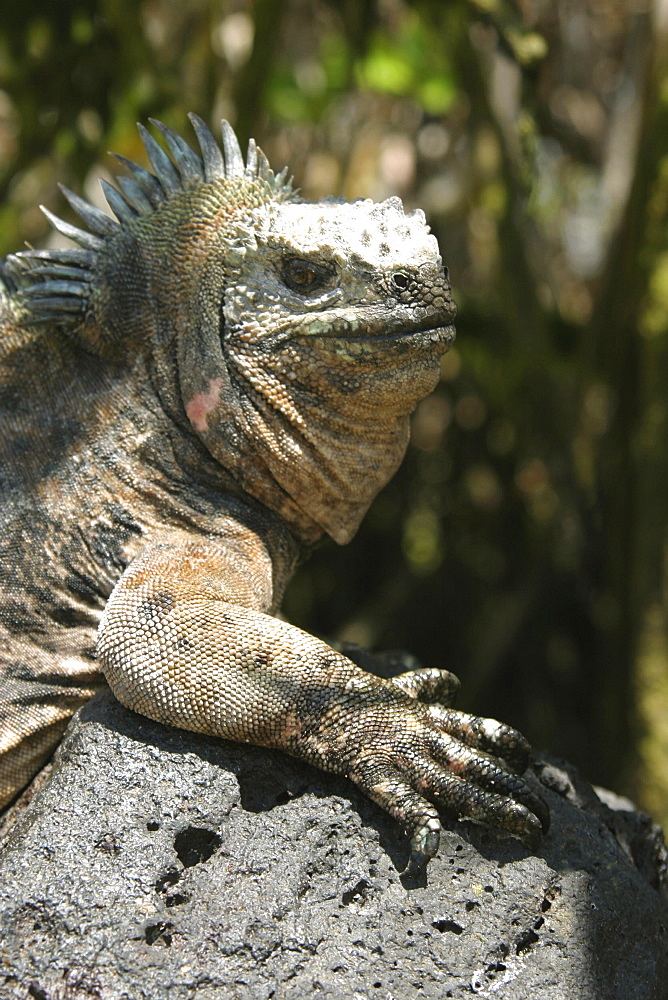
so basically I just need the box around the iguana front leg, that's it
[98,531,548,870]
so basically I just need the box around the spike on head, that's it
[220,120,245,178]
[188,113,225,182]
[137,123,181,194]
[148,118,204,184]
[58,185,119,238]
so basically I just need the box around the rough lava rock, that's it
[0,690,666,1000]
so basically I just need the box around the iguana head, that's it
[12,117,455,544]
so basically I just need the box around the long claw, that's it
[428,705,532,773]
[392,667,461,706]
[515,805,544,851]
[410,814,441,864]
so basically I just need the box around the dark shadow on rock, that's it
[79,688,414,873]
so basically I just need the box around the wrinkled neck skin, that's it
[181,321,448,545]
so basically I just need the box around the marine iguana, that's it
[0,116,548,870]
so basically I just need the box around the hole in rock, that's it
[155,869,190,907]
[146,821,160,831]
[432,919,463,935]
[145,921,174,946]
[173,826,222,867]
[155,870,181,893]
[165,893,190,908]
[342,879,371,905]
[516,929,540,954]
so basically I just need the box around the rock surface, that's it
[0,689,666,1000]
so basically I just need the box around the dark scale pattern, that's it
[0,117,547,868]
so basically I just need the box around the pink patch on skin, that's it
[281,712,302,739]
[185,377,223,432]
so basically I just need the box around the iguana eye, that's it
[281,257,333,296]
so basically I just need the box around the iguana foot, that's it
[335,668,549,872]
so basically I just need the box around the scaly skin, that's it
[0,117,548,867]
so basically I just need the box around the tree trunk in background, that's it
[585,8,668,792]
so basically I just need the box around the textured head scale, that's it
[260,196,435,261]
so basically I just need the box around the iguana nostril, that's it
[392,271,410,290]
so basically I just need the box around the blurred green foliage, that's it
[0,0,666,823]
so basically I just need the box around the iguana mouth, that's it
[343,323,456,347]
[293,303,457,347]
[314,320,456,353]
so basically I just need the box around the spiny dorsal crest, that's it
[5,115,294,325]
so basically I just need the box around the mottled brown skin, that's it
[0,118,548,870]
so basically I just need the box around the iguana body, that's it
[0,116,548,869]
